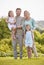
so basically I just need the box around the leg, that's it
[18,35,23,59]
[11,28,16,40]
[27,47,32,58]
[32,44,38,57]
[32,33,38,57]
[12,39,17,59]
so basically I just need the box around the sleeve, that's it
[32,19,37,30]
[21,18,26,32]
[20,17,25,31]
[22,22,26,32]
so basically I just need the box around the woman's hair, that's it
[8,10,13,17]
[24,10,30,15]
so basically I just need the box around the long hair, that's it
[8,11,13,17]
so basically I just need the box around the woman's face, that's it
[24,11,30,19]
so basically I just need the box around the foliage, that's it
[34,30,44,44]
[0,18,10,40]
[0,18,44,57]
[0,39,44,57]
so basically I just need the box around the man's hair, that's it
[16,8,21,11]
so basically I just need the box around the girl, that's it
[25,24,33,58]
[6,11,16,39]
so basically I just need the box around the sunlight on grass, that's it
[0,57,44,65]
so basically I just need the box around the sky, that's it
[0,0,44,20]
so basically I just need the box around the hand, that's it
[6,20,8,23]
[10,22,16,24]
[17,25,22,29]
[13,19,16,24]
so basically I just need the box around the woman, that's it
[23,10,38,57]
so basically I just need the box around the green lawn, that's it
[0,57,44,65]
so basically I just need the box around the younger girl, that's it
[25,25,33,58]
[6,11,16,39]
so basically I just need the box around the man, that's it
[12,8,24,59]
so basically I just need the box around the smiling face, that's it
[8,11,14,17]
[24,11,30,19]
[26,25,31,31]
[16,8,21,16]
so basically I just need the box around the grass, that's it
[0,57,44,65]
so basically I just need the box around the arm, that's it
[5,18,11,24]
[17,17,24,29]
[32,19,37,32]
[19,17,25,30]
[6,18,16,24]
[17,25,22,29]
[5,18,8,23]
[12,19,16,24]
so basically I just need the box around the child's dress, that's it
[8,17,16,30]
[25,31,33,48]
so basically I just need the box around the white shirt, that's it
[8,17,15,23]
[8,17,16,30]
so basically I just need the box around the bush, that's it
[34,30,41,43]
[0,18,10,40]
[0,18,44,57]
[41,33,44,44]
[36,42,44,53]
[34,30,44,45]
[0,39,44,57]
[0,38,13,57]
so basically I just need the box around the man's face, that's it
[16,10,21,16]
